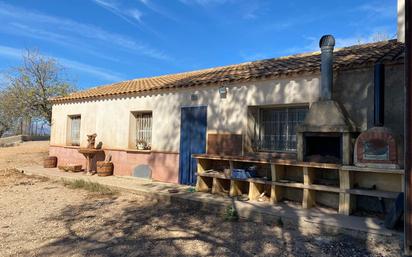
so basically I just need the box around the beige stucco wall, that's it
[51,63,405,163]
[334,64,405,165]
[50,75,320,152]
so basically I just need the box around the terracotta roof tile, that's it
[53,40,404,102]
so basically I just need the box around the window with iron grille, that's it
[258,107,307,152]
[69,115,81,146]
[135,112,152,149]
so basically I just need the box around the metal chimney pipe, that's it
[374,63,385,126]
[319,35,336,100]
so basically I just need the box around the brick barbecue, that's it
[354,127,398,168]
[296,35,358,164]
[353,62,399,169]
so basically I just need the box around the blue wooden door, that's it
[179,106,207,185]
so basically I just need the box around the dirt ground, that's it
[0,142,403,257]
[0,140,49,168]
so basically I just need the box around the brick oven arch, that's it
[354,127,398,167]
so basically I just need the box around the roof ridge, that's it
[53,40,404,102]
[113,40,400,85]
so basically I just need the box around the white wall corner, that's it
[398,0,405,42]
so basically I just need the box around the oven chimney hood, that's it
[297,100,357,133]
[297,35,357,133]
[296,35,358,165]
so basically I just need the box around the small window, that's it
[256,107,307,152]
[133,112,152,150]
[68,115,81,146]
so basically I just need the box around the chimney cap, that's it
[319,35,335,48]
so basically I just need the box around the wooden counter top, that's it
[192,153,341,169]
[192,153,273,163]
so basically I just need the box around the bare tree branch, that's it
[1,49,76,130]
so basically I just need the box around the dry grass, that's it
[62,179,117,195]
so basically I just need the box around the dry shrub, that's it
[62,179,117,196]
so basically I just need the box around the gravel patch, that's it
[0,169,402,257]
[0,142,403,256]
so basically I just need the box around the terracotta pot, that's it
[44,156,57,168]
[96,161,114,176]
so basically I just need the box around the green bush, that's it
[224,204,239,221]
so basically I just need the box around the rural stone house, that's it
[50,39,404,174]
[49,36,405,216]
[50,0,408,217]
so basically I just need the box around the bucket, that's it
[96,161,114,176]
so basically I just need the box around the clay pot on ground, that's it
[96,161,114,176]
[44,156,57,168]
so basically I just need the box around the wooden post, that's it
[270,185,283,203]
[230,180,242,197]
[197,159,206,174]
[196,176,211,192]
[212,178,229,195]
[270,164,285,203]
[303,189,315,209]
[271,164,285,181]
[229,160,234,175]
[339,169,354,215]
[342,133,352,165]
[249,182,263,200]
[212,178,220,194]
[303,167,315,208]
